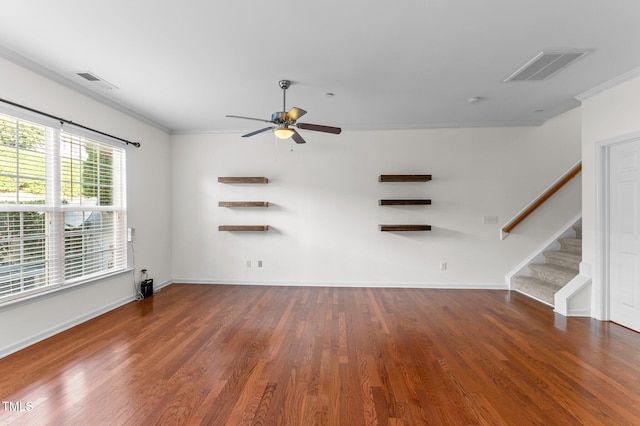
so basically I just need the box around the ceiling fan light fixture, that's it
[226,79,341,143]
[274,127,294,139]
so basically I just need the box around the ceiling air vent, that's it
[504,50,592,82]
[75,71,118,90]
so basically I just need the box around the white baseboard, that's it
[171,278,508,290]
[152,279,173,292]
[0,295,134,359]
[566,309,591,317]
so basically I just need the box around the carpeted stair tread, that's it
[558,237,582,255]
[543,250,581,271]
[512,276,560,305]
[511,221,582,307]
[529,263,578,287]
[573,224,582,239]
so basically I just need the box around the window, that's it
[0,112,127,303]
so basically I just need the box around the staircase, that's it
[512,224,582,306]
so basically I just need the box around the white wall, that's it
[0,56,172,357]
[172,109,581,288]
[581,72,640,319]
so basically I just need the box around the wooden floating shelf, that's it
[379,225,432,232]
[218,225,269,232]
[379,174,432,182]
[218,177,269,184]
[379,199,431,206]
[218,201,269,207]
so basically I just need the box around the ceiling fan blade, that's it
[296,123,342,134]
[285,107,307,122]
[291,129,306,144]
[226,114,274,123]
[242,126,274,137]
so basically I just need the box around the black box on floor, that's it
[141,279,154,298]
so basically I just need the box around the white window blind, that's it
[0,112,127,302]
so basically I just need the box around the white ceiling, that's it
[1,1,640,135]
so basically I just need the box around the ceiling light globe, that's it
[274,128,294,139]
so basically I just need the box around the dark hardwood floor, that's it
[1,284,640,425]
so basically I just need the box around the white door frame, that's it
[594,131,640,321]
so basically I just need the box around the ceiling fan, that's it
[226,80,341,144]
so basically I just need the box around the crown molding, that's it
[0,45,171,134]
[575,66,640,102]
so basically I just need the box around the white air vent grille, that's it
[505,50,591,82]
[75,71,118,90]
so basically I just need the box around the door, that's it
[609,138,640,332]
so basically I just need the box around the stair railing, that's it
[500,161,581,240]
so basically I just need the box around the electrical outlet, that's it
[258,260,263,267]
[440,262,447,271]
[246,260,251,268]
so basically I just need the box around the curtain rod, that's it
[0,97,141,148]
